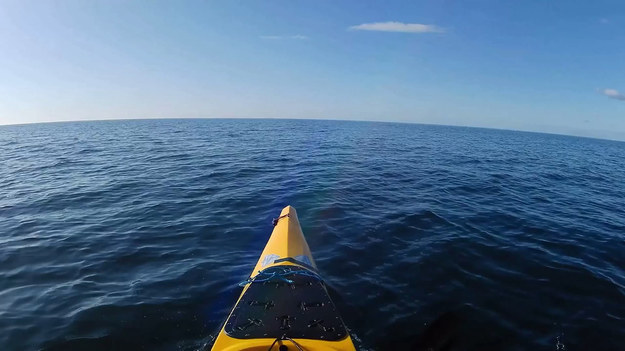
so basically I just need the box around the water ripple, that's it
[1,119,624,350]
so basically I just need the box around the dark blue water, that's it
[1,119,624,351]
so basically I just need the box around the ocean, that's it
[1,119,624,350]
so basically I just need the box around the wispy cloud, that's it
[600,18,610,24]
[260,35,308,40]
[349,21,444,33]
[602,89,625,101]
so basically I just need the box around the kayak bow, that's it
[211,206,356,351]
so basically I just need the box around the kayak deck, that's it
[210,206,356,351]
[224,265,348,340]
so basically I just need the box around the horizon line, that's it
[1,116,623,143]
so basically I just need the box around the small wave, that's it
[2,119,625,350]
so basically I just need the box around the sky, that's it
[1,0,624,140]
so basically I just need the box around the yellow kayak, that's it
[211,206,356,351]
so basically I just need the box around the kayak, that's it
[211,206,356,351]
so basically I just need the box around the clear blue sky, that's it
[1,0,624,139]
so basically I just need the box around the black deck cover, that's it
[224,265,348,341]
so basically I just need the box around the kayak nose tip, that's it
[281,205,297,216]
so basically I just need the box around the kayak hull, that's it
[210,206,356,351]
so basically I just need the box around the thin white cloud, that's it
[260,35,308,40]
[600,18,610,24]
[349,21,444,33]
[602,88,625,101]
